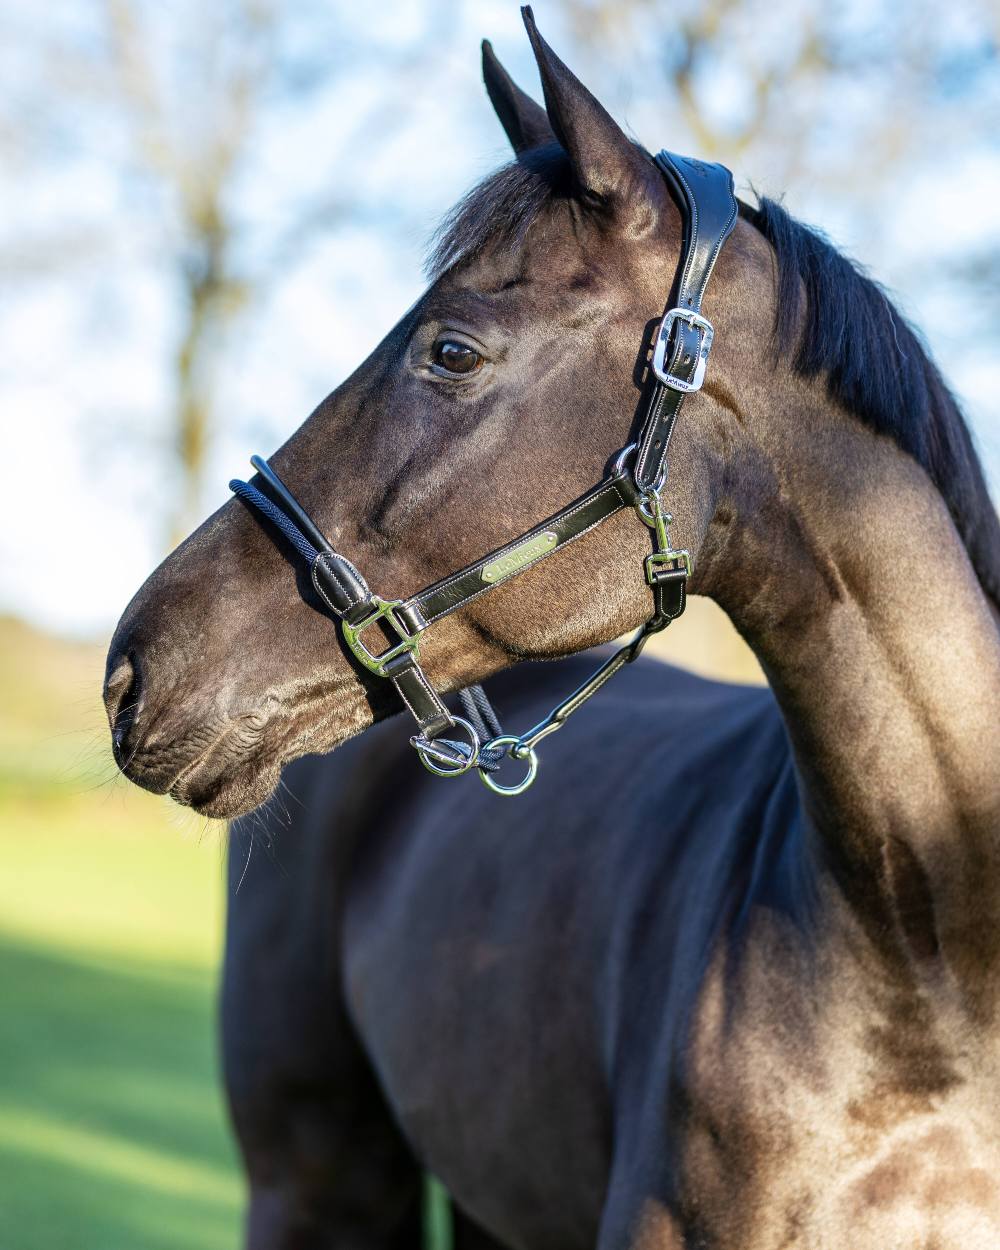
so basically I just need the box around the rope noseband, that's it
[230,150,737,795]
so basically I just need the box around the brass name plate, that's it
[481,531,558,583]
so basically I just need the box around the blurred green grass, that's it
[0,617,242,1250]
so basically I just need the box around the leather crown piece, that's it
[229,149,738,792]
[636,153,738,491]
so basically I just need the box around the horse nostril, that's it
[104,651,143,764]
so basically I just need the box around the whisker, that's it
[235,835,253,895]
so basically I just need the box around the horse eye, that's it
[432,339,483,375]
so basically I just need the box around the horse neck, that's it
[702,387,1000,993]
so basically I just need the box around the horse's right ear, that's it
[521,6,664,235]
[482,39,554,155]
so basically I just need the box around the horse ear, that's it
[482,40,554,155]
[521,6,662,231]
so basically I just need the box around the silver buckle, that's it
[651,307,714,393]
[341,597,420,677]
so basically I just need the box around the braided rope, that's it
[458,685,507,772]
[230,479,319,566]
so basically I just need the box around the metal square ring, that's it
[651,307,714,393]
[645,549,692,585]
[341,597,420,677]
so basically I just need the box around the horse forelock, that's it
[425,143,576,281]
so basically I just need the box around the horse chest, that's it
[672,910,1000,1250]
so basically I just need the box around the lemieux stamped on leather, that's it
[481,531,558,583]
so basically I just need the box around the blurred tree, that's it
[104,0,263,543]
[0,0,995,564]
[100,0,444,542]
[0,0,436,544]
[557,0,999,209]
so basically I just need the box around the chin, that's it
[116,685,378,820]
[172,758,285,820]
[165,709,372,820]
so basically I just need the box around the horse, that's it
[104,10,1000,1248]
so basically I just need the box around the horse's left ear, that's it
[482,39,554,154]
[521,6,664,233]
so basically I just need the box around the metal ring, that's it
[412,716,480,778]
[635,493,673,528]
[478,734,539,797]
[609,442,638,479]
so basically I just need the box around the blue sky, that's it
[2,0,997,637]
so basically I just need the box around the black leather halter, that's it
[230,150,737,795]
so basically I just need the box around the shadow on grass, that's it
[0,933,242,1250]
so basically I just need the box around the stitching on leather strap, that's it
[311,561,342,616]
[416,482,631,624]
[669,159,700,304]
[392,662,451,732]
[409,665,450,725]
[392,670,425,724]
[416,479,627,604]
[313,553,362,608]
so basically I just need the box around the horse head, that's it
[104,11,762,818]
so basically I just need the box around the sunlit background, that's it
[1,2,997,1247]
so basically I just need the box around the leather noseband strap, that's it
[229,150,737,795]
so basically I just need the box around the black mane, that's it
[428,151,1000,606]
[742,195,1000,606]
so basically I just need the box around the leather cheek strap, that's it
[634,152,737,494]
[383,653,454,738]
[406,472,639,627]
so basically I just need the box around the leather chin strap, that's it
[230,150,737,795]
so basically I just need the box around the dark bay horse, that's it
[105,11,1000,1248]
